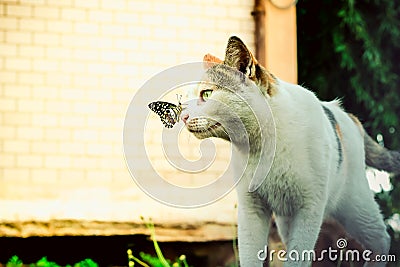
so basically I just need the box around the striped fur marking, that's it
[322,106,343,169]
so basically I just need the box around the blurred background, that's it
[0,0,399,266]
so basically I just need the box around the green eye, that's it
[200,90,213,101]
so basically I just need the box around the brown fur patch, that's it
[203,53,223,69]
[347,113,364,136]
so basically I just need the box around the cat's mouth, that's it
[187,122,221,133]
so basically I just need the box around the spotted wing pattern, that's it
[148,101,182,128]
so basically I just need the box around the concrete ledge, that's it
[0,219,236,242]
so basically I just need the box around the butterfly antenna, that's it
[176,94,182,105]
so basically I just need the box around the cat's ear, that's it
[203,53,223,69]
[224,36,277,96]
[224,36,257,79]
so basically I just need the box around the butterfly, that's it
[148,95,183,128]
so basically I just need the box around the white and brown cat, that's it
[181,36,399,266]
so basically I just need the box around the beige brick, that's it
[153,28,177,40]
[33,6,59,19]
[6,31,32,44]
[46,20,73,33]
[59,114,86,127]
[0,126,16,138]
[32,113,58,127]
[101,50,125,63]
[33,32,60,46]
[99,157,123,169]
[88,10,113,22]
[59,141,85,155]
[216,18,240,31]
[31,140,59,153]
[46,0,72,7]
[0,4,3,15]
[3,140,30,153]
[46,73,72,86]
[0,98,16,111]
[18,99,45,112]
[5,57,32,71]
[101,24,125,36]
[46,47,72,59]
[72,48,99,61]
[177,3,204,16]
[60,61,86,73]
[74,0,99,8]
[4,85,31,97]
[33,59,59,71]
[73,101,98,114]
[113,12,138,24]
[0,154,15,167]
[18,72,45,85]
[45,127,72,141]
[71,156,98,169]
[3,112,31,126]
[61,8,86,21]
[113,37,139,50]
[86,89,112,101]
[45,155,71,168]
[75,22,99,34]
[19,18,46,31]
[228,6,251,19]
[0,98,17,111]
[99,129,119,142]
[73,129,98,142]
[31,169,58,182]
[87,170,112,183]
[3,168,30,181]
[32,86,59,99]
[17,126,44,140]
[6,4,32,17]
[165,16,189,28]
[20,0,46,4]
[60,34,89,48]
[19,45,45,58]
[45,100,72,113]
[88,36,113,49]
[127,1,153,12]
[17,155,43,168]
[59,170,85,181]
[0,71,17,83]
[0,44,17,56]
[100,76,124,88]
[59,88,85,100]
[87,63,112,75]
[0,17,18,30]
[86,143,112,156]
[101,0,125,10]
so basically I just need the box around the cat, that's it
[180,36,400,266]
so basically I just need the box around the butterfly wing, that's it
[148,101,182,128]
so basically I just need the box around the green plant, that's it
[6,255,23,267]
[127,217,192,267]
[6,256,99,267]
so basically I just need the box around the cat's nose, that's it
[182,114,189,124]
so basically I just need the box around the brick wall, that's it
[0,0,254,226]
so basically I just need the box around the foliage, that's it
[297,0,400,260]
[127,217,191,267]
[6,256,98,267]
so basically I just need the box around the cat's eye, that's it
[200,90,213,101]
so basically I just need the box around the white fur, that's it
[183,70,390,267]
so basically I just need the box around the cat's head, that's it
[182,36,276,145]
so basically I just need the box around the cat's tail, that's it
[364,133,400,174]
[349,113,400,174]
